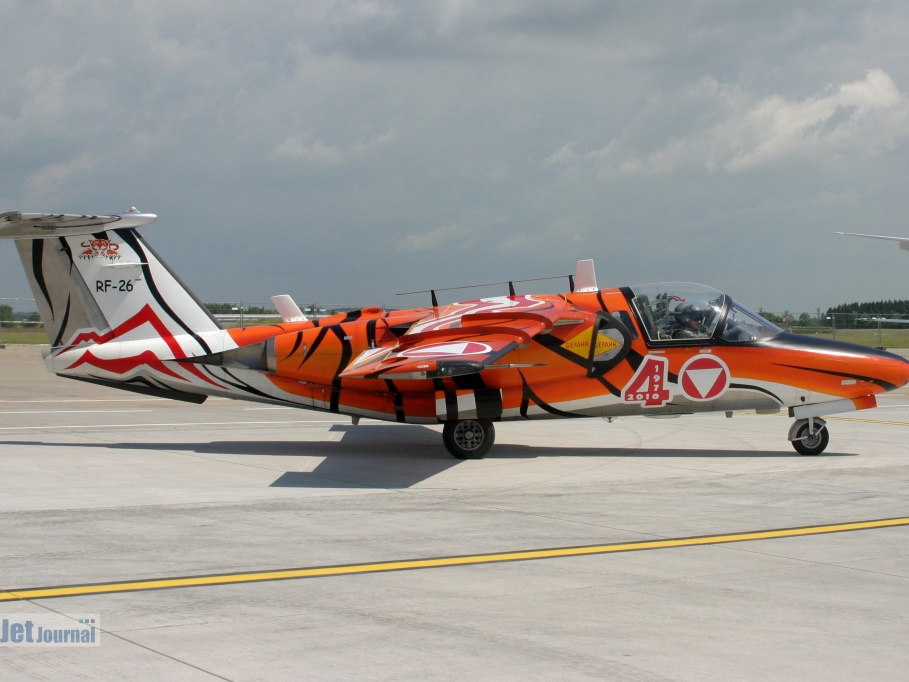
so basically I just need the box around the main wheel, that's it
[792,421,829,456]
[443,419,495,459]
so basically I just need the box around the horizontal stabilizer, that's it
[0,208,157,239]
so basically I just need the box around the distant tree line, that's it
[199,301,909,330]
[205,303,277,315]
[0,304,41,327]
[757,309,819,327]
[7,300,909,332]
[204,303,343,317]
[823,300,909,327]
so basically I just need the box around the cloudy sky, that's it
[3,1,909,315]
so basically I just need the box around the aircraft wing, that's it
[339,299,578,380]
[836,232,909,251]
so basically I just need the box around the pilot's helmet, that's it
[674,303,705,325]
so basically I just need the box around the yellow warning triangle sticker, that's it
[562,329,622,358]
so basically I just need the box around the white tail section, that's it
[3,210,237,396]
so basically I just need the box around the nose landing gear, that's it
[789,417,829,456]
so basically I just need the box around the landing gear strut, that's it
[443,418,495,459]
[789,417,829,456]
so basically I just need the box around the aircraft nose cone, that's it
[868,348,909,390]
[770,334,909,394]
[896,354,909,388]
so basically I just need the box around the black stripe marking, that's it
[775,363,898,392]
[30,239,51,316]
[52,298,72,349]
[117,229,214,355]
[384,380,406,422]
[518,371,578,418]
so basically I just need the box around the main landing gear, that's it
[443,418,495,459]
[789,417,829,456]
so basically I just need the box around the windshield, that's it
[720,300,783,342]
[628,283,782,344]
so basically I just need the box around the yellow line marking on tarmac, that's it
[1,517,908,602]
[829,416,909,426]
[766,412,909,427]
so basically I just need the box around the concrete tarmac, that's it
[1,344,908,680]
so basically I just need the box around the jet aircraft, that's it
[836,231,909,250]
[2,209,908,459]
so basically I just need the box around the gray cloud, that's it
[2,0,909,315]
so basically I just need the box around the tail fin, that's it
[1,210,236,392]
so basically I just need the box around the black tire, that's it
[792,422,829,456]
[443,419,495,459]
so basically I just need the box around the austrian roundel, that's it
[679,355,730,401]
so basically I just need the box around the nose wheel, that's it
[443,418,495,459]
[790,418,829,456]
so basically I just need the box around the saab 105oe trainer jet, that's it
[2,209,908,459]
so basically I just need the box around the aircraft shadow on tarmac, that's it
[2,423,858,490]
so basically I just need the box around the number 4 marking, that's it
[622,355,672,407]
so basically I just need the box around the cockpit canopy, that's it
[628,283,783,344]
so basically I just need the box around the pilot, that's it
[670,303,709,339]
[722,318,752,342]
